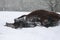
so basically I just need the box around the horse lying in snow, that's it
[5,10,60,29]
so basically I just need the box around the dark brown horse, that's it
[26,10,60,27]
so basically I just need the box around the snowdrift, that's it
[0,11,60,40]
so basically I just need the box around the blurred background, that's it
[0,0,60,12]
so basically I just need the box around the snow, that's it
[0,11,60,40]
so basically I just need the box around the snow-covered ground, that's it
[0,11,60,40]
